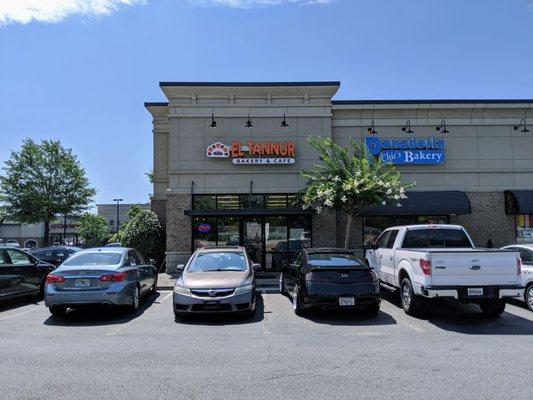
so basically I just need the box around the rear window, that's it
[308,253,361,267]
[402,229,472,248]
[63,252,122,266]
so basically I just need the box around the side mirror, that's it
[177,264,185,270]
[252,263,261,271]
[148,258,156,266]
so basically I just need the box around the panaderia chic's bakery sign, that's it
[206,140,296,165]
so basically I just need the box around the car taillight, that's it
[45,274,66,284]
[99,272,127,282]
[419,258,432,276]
[517,257,522,276]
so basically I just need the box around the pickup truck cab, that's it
[365,224,524,317]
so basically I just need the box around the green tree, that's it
[121,209,164,261]
[301,136,414,248]
[0,139,96,246]
[107,204,145,244]
[78,213,109,247]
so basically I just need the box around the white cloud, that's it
[193,0,335,7]
[0,0,146,26]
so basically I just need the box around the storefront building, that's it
[145,82,533,272]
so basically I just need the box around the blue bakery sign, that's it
[365,137,446,165]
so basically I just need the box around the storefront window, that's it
[240,195,264,209]
[217,217,239,246]
[265,216,288,269]
[192,217,216,250]
[217,195,239,210]
[417,215,448,224]
[363,217,394,244]
[266,195,287,209]
[287,194,299,209]
[516,214,533,243]
[288,216,311,249]
[193,195,216,210]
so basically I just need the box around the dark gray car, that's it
[173,247,260,317]
[44,247,157,316]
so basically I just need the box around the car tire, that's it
[279,272,285,294]
[127,286,141,314]
[400,278,424,316]
[479,300,506,317]
[293,285,305,316]
[525,284,533,312]
[49,306,67,317]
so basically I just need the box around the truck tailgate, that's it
[429,251,520,286]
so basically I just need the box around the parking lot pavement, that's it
[0,292,532,400]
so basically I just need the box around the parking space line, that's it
[261,291,272,334]
[0,308,42,322]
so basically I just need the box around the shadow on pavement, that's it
[174,293,265,325]
[0,295,43,313]
[42,292,160,327]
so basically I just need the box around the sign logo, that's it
[207,142,230,158]
[206,140,296,165]
[197,223,211,233]
[365,137,446,165]
[208,290,217,297]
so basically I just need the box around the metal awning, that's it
[505,190,533,214]
[184,209,314,217]
[360,191,471,217]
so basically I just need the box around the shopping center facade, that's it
[145,82,533,272]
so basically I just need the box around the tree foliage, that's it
[78,213,109,247]
[0,139,95,245]
[301,136,414,248]
[121,209,164,261]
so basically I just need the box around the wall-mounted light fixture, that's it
[367,120,378,135]
[435,119,449,134]
[401,120,414,134]
[281,114,289,128]
[209,113,217,129]
[513,118,530,133]
[245,114,253,129]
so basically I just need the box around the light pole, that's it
[113,198,123,234]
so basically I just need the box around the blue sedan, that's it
[44,247,158,316]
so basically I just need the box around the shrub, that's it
[121,210,164,261]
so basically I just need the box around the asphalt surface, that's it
[0,291,532,400]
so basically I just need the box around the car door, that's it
[371,231,391,281]
[135,251,154,293]
[0,249,20,298]
[3,249,39,296]
[378,229,399,285]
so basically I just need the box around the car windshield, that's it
[188,252,247,273]
[63,252,122,266]
[308,252,362,267]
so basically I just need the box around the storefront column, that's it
[166,194,192,273]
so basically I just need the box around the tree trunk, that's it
[344,213,353,249]
[43,219,50,247]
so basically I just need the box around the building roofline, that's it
[332,99,533,105]
[159,81,341,87]
[144,102,169,107]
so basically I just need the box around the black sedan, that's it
[0,248,55,301]
[29,246,81,267]
[279,248,381,315]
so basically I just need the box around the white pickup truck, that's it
[364,224,524,316]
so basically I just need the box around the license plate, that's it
[75,279,91,288]
[339,297,355,306]
[204,300,220,309]
[467,288,483,296]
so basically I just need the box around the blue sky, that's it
[1,0,532,206]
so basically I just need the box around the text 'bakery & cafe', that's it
[145,81,533,272]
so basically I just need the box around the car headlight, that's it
[174,284,191,295]
[234,284,254,295]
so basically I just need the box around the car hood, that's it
[183,271,251,289]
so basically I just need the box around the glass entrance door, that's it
[241,217,264,266]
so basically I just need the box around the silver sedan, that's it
[44,247,158,316]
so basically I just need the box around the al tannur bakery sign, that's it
[206,140,296,165]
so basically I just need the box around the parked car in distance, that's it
[0,248,55,301]
[365,224,524,317]
[173,246,260,317]
[105,243,122,247]
[44,247,158,317]
[0,241,21,248]
[29,246,81,267]
[280,248,381,316]
[501,244,533,312]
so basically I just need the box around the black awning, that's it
[360,191,471,217]
[505,190,533,214]
[184,209,314,217]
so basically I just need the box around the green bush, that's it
[121,210,164,262]
[78,213,109,247]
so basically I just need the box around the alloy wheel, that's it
[402,283,411,309]
[527,286,533,311]
[133,287,140,310]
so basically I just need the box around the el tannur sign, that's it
[206,140,296,165]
